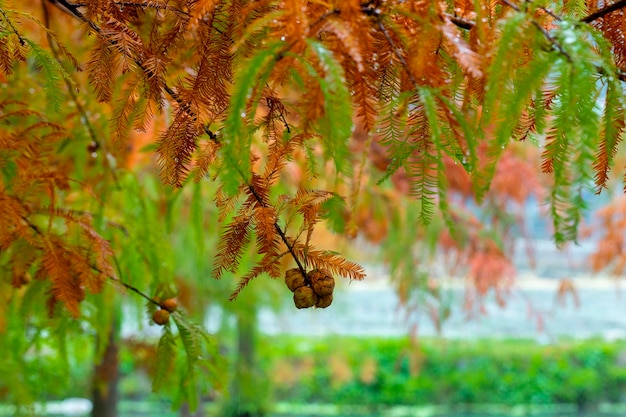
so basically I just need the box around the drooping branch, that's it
[47,0,333,283]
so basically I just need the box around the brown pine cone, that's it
[152,309,170,325]
[293,286,317,309]
[161,298,178,312]
[315,294,333,309]
[285,268,307,292]
[308,268,335,297]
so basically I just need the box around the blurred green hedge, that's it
[259,337,626,409]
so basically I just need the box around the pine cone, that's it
[293,286,317,309]
[153,309,170,325]
[161,298,178,312]
[308,268,335,297]
[315,294,333,309]
[285,268,306,292]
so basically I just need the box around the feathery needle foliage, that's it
[1,0,626,409]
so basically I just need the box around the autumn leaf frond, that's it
[156,111,201,187]
[193,138,221,182]
[212,210,253,279]
[40,242,86,318]
[292,243,365,281]
[87,34,116,102]
[228,266,265,302]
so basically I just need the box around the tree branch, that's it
[445,1,626,29]
[582,0,626,23]
[109,274,161,307]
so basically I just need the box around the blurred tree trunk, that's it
[91,325,119,417]
[224,310,267,417]
[180,402,202,417]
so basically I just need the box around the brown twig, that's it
[445,0,626,29]
[109,275,161,306]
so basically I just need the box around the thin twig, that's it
[246,183,308,281]
[308,7,340,34]
[109,275,161,306]
[432,0,626,29]
[0,8,27,45]
[22,212,161,307]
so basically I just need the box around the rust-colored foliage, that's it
[0,101,114,318]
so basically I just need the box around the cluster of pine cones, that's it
[284,268,335,309]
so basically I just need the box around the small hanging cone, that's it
[293,286,317,309]
[285,268,307,292]
[308,268,335,297]
[161,298,178,312]
[315,294,333,308]
[153,309,170,325]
